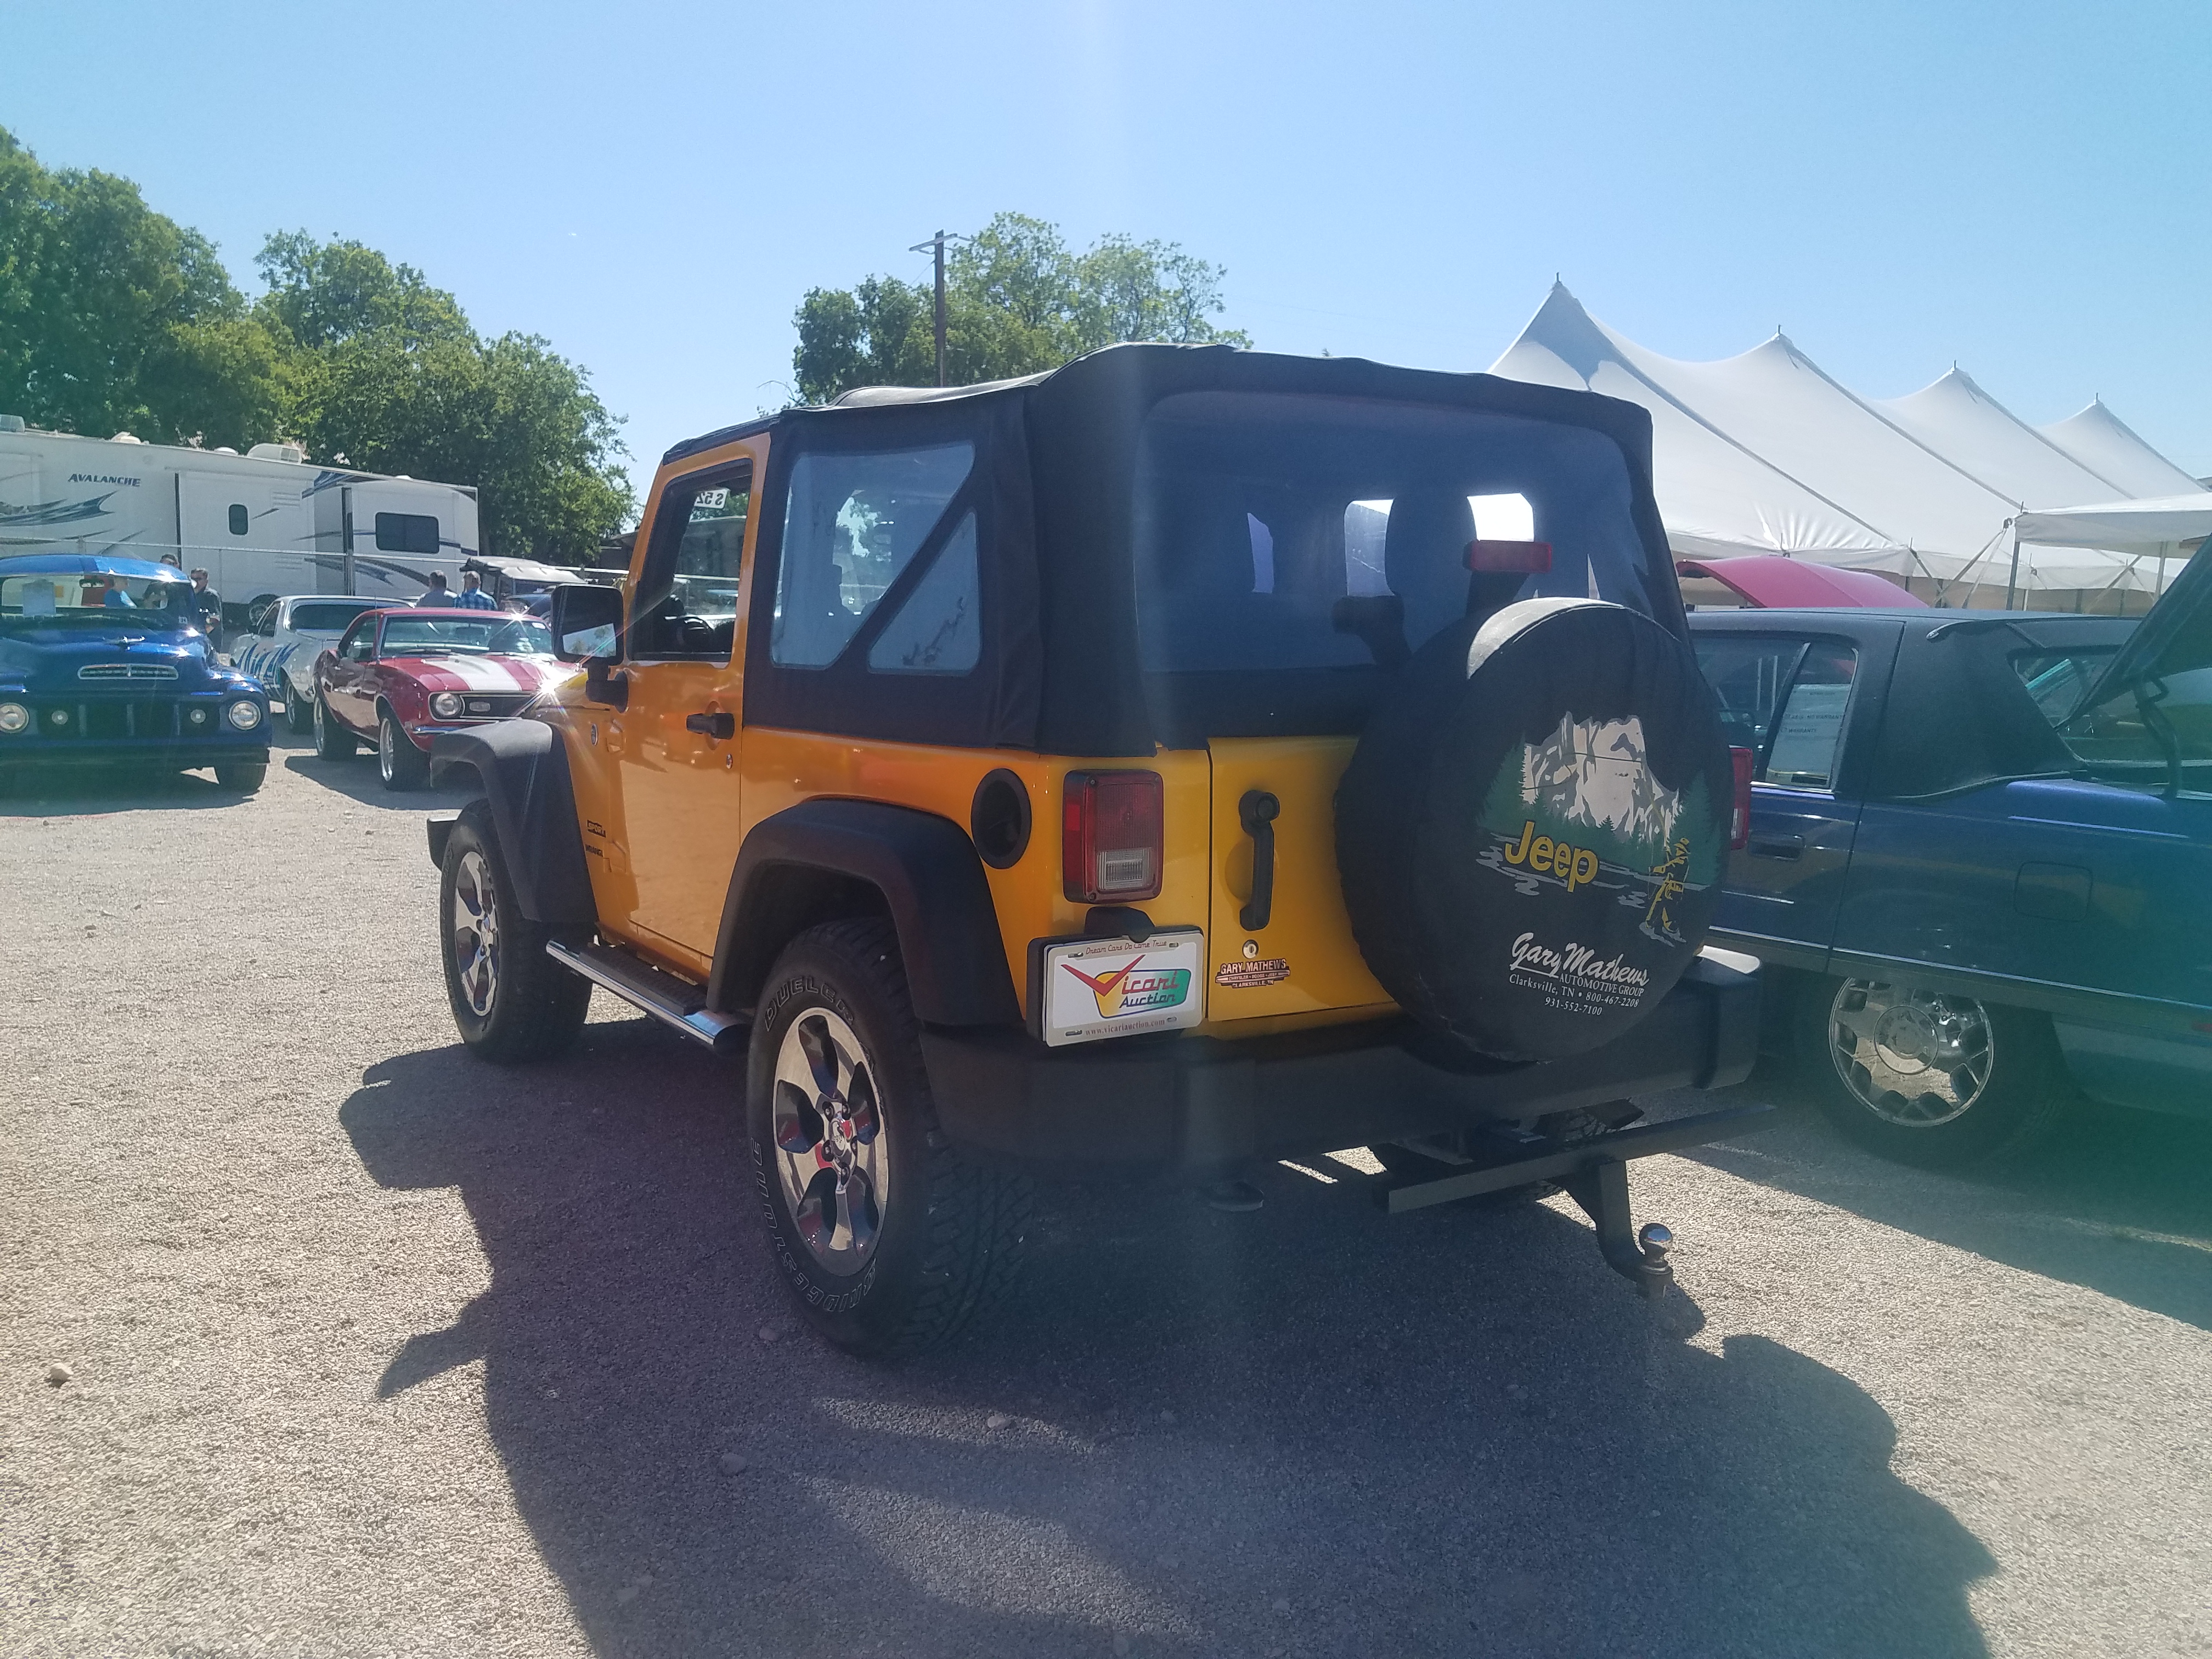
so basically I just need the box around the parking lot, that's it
[4,734,2211,1659]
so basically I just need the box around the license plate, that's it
[1034,928,1206,1047]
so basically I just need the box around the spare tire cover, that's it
[1336,598,1733,1062]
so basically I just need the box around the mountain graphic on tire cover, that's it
[1477,711,1721,947]
[1336,597,1730,1062]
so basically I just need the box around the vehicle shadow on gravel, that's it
[281,748,478,811]
[342,1023,1994,1659]
[1683,1063,2212,1333]
[0,765,258,816]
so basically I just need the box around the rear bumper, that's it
[921,948,1761,1177]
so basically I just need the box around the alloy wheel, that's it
[449,849,500,1017]
[379,719,397,782]
[770,1008,890,1272]
[1825,979,1994,1128]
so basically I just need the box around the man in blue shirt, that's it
[452,570,500,611]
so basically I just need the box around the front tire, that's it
[285,682,313,733]
[1801,975,2070,1166]
[214,761,267,793]
[378,710,430,791]
[439,802,592,1063]
[748,919,1031,1356]
[313,693,357,759]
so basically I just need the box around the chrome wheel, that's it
[1825,979,1994,1128]
[770,1008,889,1273]
[449,849,500,1017]
[379,718,397,782]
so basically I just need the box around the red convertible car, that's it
[312,608,567,790]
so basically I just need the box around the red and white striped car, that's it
[311,608,569,791]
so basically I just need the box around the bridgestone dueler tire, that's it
[438,802,592,1064]
[1338,598,1734,1062]
[748,919,1032,1357]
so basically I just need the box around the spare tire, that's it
[1337,598,1733,1062]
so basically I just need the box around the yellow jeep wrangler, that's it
[425,344,1764,1353]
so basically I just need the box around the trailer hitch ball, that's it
[1637,1222,1673,1262]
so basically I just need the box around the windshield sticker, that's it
[1476,712,1719,949]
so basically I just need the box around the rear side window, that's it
[1695,635,1858,788]
[374,512,440,555]
[228,504,249,536]
[772,442,974,668]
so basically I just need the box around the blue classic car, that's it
[0,554,272,792]
[1690,551,2211,1165]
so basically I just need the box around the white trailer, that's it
[0,417,479,625]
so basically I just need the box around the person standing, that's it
[450,569,500,611]
[188,568,222,642]
[415,572,452,606]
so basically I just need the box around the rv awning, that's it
[2012,495,2212,555]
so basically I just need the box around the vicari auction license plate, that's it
[1037,929,1206,1047]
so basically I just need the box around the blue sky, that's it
[6,0,2208,502]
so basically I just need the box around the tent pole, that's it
[2004,522,2022,612]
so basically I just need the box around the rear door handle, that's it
[1747,834,1803,860]
[1239,789,1279,931]
[685,710,735,740]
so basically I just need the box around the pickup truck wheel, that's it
[438,803,592,1063]
[214,761,266,793]
[379,711,430,791]
[1803,977,2070,1166]
[313,694,357,759]
[748,918,1031,1356]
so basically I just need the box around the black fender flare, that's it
[708,799,1020,1029]
[425,719,595,927]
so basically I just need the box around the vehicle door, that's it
[1836,620,2212,1017]
[326,615,380,730]
[1692,624,1894,970]
[591,450,760,969]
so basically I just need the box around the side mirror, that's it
[551,583,623,663]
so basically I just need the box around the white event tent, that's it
[1488,284,2209,610]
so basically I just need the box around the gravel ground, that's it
[4,736,2211,1659]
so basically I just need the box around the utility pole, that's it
[909,230,953,386]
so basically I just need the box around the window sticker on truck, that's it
[1036,928,1206,1047]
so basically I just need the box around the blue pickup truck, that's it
[1689,550,2211,1164]
[0,554,272,792]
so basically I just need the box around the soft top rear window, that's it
[1132,393,1655,676]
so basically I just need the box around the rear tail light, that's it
[1729,747,1755,850]
[1062,770,1163,902]
[1464,539,1553,573]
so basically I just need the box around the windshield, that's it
[380,617,554,656]
[1133,393,1657,674]
[1,572,198,628]
[292,601,381,633]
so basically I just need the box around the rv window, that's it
[228,504,249,537]
[374,512,441,555]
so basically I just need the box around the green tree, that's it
[257,230,635,559]
[792,212,1250,404]
[0,126,283,448]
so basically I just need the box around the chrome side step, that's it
[544,939,747,1054]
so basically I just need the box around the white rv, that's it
[0,417,479,626]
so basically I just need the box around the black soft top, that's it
[670,344,1678,756]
